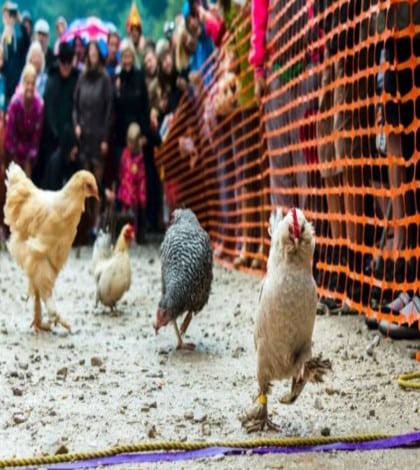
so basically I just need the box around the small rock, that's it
[79,359,85,366]
[321,427,331,437]
[12,387,23,396]
[147,425,158,438]
[90,357,103,367]
[194,412,207,423]
[366,335,380,356]
[18,362,29,371]
[202,422,211,436]
[55,444,69,455]
[12,412,27,425]
[184,411,194,420]
[57,367,68,378]
[314,397,323,410]
[146,371,163,379]
[232,347,245,359]
[369,409,375,417]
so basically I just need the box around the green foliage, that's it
[13,0,183,42]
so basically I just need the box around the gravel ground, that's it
[0,243,419,469]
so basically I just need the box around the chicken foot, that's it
[45,297,71,332]
[173,319,195,350]
[242,389,281,433]
[280,356,332,404]
[31,292,52,332]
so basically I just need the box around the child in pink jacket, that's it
[118,122,147,242]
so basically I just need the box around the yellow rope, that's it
[397,371,420,390]
[0,434,392,469]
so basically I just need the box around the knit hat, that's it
[56,41,74,61]
[34,18,50,35]
[55,16,67,29]
[21,10,32,23]
[2,1,17,15]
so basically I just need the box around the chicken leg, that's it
[279,376,306,404]
[31,291,52,332]
[180,311,193,336]
[242,386,281,433]
[45,297,71,332]
[109,305,119,317]
[173,319,195,350]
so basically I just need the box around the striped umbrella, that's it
[60,16,118,57]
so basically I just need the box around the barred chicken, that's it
[4,162,98,332]
[93,224,134,315]
[154,208,213,350]
[242,208,332,432]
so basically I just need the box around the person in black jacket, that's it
[1,2,30,109]
[38,42,79,188]
[114,38,157,153]
[43,124,81,191]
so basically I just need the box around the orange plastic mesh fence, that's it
[155,0,420,329]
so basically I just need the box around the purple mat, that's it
[33,431,420,469]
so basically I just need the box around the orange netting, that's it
[155,0,420,329]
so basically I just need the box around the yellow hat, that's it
[126,1,142,30]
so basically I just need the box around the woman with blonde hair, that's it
[175,26,196,79]
[5,63,44,178]
[22,40,47,96]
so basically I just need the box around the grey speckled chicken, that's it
[242,208,332,432]
[154,209,213,350]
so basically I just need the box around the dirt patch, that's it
[0,245,419,469]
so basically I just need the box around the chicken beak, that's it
[294,237,300,250]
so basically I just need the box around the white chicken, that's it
[242,207,332,432]
[92,224,134,314]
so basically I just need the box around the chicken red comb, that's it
[124,224,135,237]
[292,207,300,239]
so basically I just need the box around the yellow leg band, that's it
[258,394,267,406]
